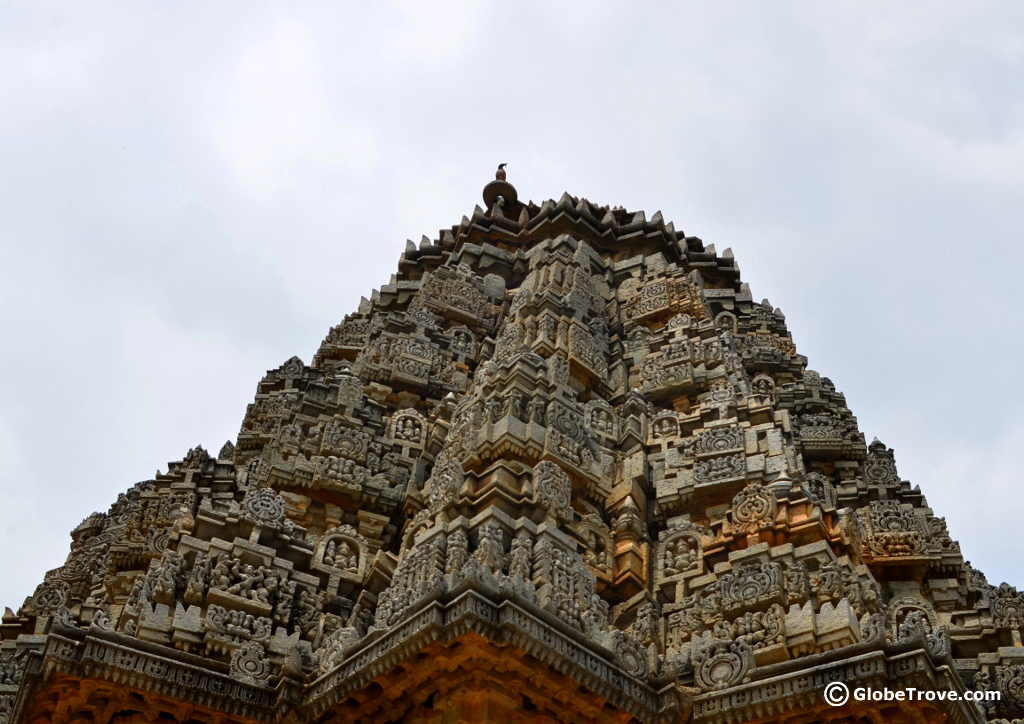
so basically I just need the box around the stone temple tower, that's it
[2,168,1022,723]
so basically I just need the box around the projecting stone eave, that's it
[305,588,681,723]
[11,588,686,724]
[691,641,985,724]
[12,593,985,724]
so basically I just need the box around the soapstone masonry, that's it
[2,168,1022,723]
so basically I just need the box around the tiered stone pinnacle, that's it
[2,167,1021,723]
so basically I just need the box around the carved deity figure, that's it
[664,537,697,575]
[338,542,358,572]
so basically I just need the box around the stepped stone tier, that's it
[3,167,1023,724]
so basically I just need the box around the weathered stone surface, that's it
[0,166,1016,723]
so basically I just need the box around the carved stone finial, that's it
[482,163,517,211]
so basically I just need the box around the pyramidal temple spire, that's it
[3,175,1021,723]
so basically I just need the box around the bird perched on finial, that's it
[482,163,517,210]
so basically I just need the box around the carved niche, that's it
[389,408,426,447]
[657,523,706,580]
[572,513,613,572]
[315,524,369,578]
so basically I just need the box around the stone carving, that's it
[803,471,837,508]
[30,580,69,616]
[532,538,607,635]
[321,419,371,461]
[3,169,1019,723]
[390,409,425,445]
[445,528,469,574]
[857,500,928,558]
[533,460,572,522]
[448,327,476,356]
[217,440,235,460]
[694,453,745,483]
[993,584,1024,629]
[423,454,464,513]
[240,488,286,528]
[230,641,271,686]
[750,374,775,400]
[507,529,532,581]
[690,426,744,456]
[651,412,679,439]
[864,438,899,484]
[719,561,785,616]
[658,523,705,579]
[207,605,272,643]
[325,317,371,348]
[573,513,612,571]
[692,634,753,691]
[0,650,26,686]
[859,611,888,643]
[324,540,357,571]
[719,603,785,649]
[664,536,699,575]
[373,535,445,629]
[998,665,1024,710]
[730,482,775,533]
[319,524,367,576]
[609,629,647,678]
[473,520,505,573]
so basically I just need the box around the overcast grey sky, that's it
[1,2,1022,608]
